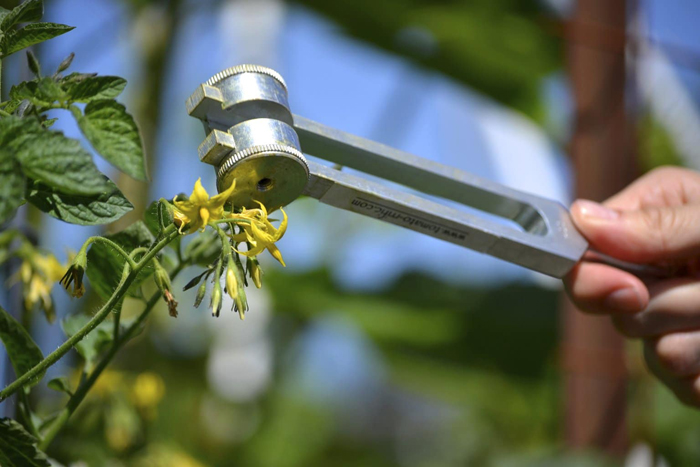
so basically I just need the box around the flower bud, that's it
[211,281,222,317]
[194,280,207,308]
[226,264,239,300]
[153,260,171,294]
[60,248,88,298]
[249,259,263,289]
[235,286,248,321]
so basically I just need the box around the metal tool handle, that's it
[294,115,589,278]
[186,65,671,281]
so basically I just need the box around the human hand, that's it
[564,166,700,407]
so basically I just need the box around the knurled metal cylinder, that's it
[209,64,293,128]
[199,65,309,211]
[216,118,308,211]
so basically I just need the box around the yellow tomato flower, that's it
[172,178,237,234]
[232,203,288,266]
[18,252,65,322]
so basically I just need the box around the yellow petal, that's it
[46,255,64,280]
[173,210,190,233]
[172,201,199,222]
[253,200,268,218]
[275,208,288,240]
[230,231,248,243]
[267,244,286,267]
[20,262,32,283]
[226,268,238,300]
[251,219,275,244]
[190,178,210,204]
[209,180,237,209]
[199,207,210,230]
[234,243,265,257]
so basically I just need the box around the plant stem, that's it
[0,275,133,402]
[0,226,178,403]
[210,222,231,258]
[39,263,184,450]
[84,236,138,270]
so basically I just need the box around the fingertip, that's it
[565,262,649,315]
[569,200,620,246]
[570,200,642,262]
[571,199,621,222]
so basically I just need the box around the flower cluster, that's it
[4,177,287,324]
[173,178,288,320]
[2,231,87,322]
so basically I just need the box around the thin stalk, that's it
[39,263,184,450]
[84,237,137,270]
[210,222,231,257]
[0,226,178,402]
[0,272,133,401]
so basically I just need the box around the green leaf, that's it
[9,77,67,110]
[0,304,45,389]
[59,71,96,84]
[0,418,50,467]
[0,0,43,32]
[0,113,43,143]
[0,155,26,224]
[35,77,65,101]
[26,179,133,226]
[61,313,113,374]
[86,221,156,300]
[1,22,74,58]
[62,76,126,103]
[0,7,9,25]
[144,200,173,236]
[14,127,111,196]
[8,81,49,109]
[76,99,147,181]
[47,377,72,395]
[40,117,56,128]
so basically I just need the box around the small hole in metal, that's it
[257,178,274,192]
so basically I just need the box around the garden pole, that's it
[562,0,637,456]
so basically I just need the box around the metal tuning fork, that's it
[186,64,664,279]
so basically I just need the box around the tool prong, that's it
[304,161,587,278]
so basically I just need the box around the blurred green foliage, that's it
[43,267,570,466]
[293,0,560,118]
[42,263,700,466]
[638,112,685,172]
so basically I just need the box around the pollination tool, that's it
[186,65,662,279]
